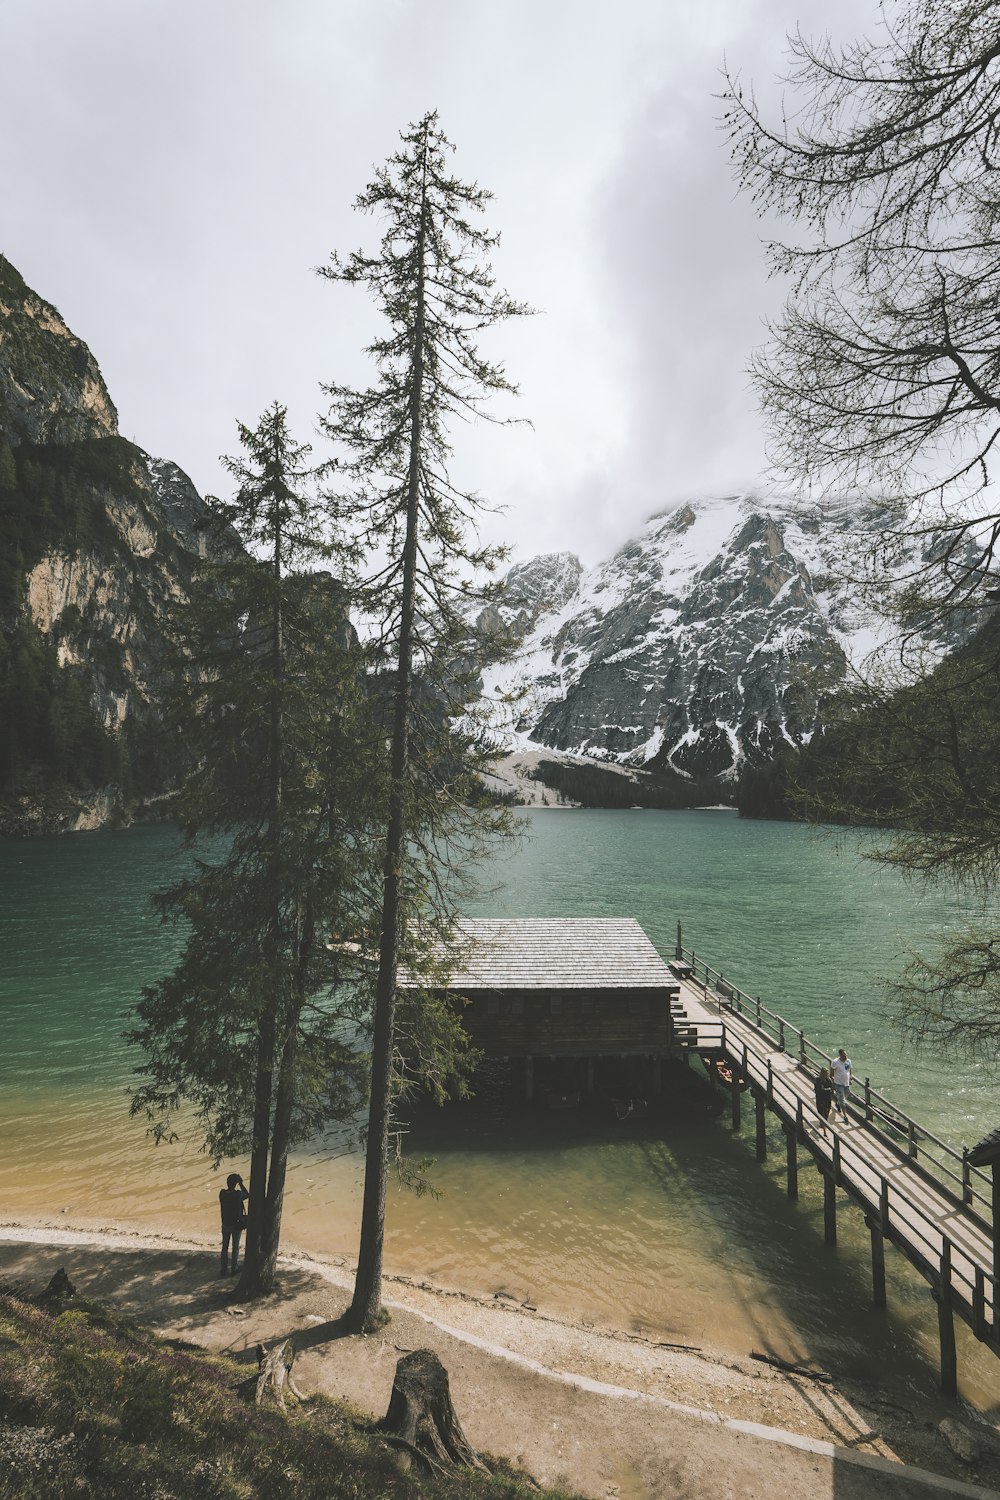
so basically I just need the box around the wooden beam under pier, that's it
[784,1124,798,1201]
[823,1172,837,1246]
[867,1214,887,1309]
[755,1090,767,1162]
[937,1244,957,1398]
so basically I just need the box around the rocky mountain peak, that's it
[0,255,118,448]
[478,491,901,783]
[475,550,583,639]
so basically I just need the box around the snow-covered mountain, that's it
[476,492,907,783]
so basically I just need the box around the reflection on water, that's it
[1,814,997,1408]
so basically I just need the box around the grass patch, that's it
[0,1286,577,1500]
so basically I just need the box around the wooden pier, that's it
[407,915,999,1397]
[669,937,999,1397]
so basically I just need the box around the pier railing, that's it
[676,943,994,1231]
[688,1006,998,1351]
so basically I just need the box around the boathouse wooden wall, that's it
[452,986,676,1057]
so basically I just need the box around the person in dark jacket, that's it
[219,1173,249,1276]
[813,1067,835,1123]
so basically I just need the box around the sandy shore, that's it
[2,1223,1000,1498]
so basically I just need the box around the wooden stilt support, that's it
[992,1167,1000,1296]
[937,1242,957,1397]
[730,1065,741,1132]
[524,1055,534,1102]
[784,1124,798,1201]
[755,1089,767,1162]
[973,1266,988,1342]
[867,1215,886,1308]
[586,1057,595,1099]
[824,1172,837,1246]
[652,1056,662,1096]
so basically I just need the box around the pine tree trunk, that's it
[237,1012,274,1297]
[258,912,312,1292]
[255,1019,297,1292]
[237,480,286,1301]
[348,134,429,1334]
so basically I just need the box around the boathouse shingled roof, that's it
[968,1126,1000,1168]
[403,917,675,991]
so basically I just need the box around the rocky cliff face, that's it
[0,254,228,834]
[479,494,910,783]
[475,552,583,640]
[0,257,118,447]
[23,454,213,730]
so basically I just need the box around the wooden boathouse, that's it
[405,916,1000,1398]
[406,917,685,1101]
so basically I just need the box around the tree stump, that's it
[37,1268,75,1310]
[240,1339,309,1410]
[380,1349,487,1475]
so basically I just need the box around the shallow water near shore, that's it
[2,811,998,1409]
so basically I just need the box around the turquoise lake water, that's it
[1,810,997,1403]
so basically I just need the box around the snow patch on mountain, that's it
[477,491,909,782]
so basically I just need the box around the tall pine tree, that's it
[320,112,531,1331]
[129,403,382,1296]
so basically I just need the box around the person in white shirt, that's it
[831,1049,852,1117]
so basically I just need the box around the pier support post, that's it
[866,1215,887,1309]
[730,1067,742,1132]
[784,1124,798,1201]
[823,1173,837,1246]
[755,1090,767,1162]
[524,1055,534,1103]
[586,1057,595,1099]
[652,1056,662,1096]
[936,1243,958,1397]
[974,1267,988,1342]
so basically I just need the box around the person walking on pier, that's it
[831,1049,852,1118]
[813,1066,834,1124]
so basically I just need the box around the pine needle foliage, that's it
[725,0,1000,1078]
[723,0,1000,619]
[318,112,531,1331]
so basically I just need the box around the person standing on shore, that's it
[219,1173,249,1277]
[831,1049,852,1118]
[813,1066,834,1124]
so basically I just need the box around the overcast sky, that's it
[3,0,879,567]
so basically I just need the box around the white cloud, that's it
[2,0,883,564]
